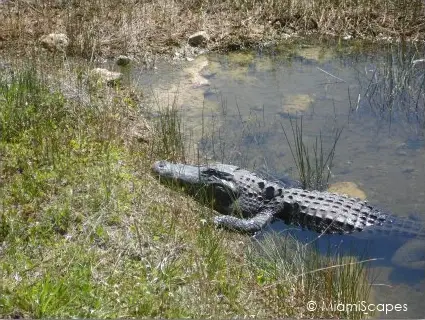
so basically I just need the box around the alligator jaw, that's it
[152,160,204,185]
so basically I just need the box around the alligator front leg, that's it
[213,210,275,233]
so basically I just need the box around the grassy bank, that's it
[0,0,387,316]
[0,62,374,318]
[1,0,424,60]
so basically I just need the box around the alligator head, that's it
[152,160,241,214]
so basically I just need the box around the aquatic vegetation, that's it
[297,46,335,63]
[227,52,255,66]
[246,232,373,319]
[281,117,343,191]
[281,94,315,115]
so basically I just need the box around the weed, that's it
[246,232,373,319]
[151,100,186,162]
[281,117,343,190]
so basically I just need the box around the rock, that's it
[402,167,415,174]
[392,239,425,270]
[116,55,132,66]
[173,43,208,61]
[188,31,209,48]
[327,181,367,200]
[396,150,407,156]
[39,33,69,52]
[90,68,123,86]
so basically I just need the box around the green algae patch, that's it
[206,59,256,83]
[254,56,275,72]
[227,52,255,66]
[281,94,314,115]
[297,46,335,62]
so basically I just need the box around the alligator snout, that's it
[152,160,202,184]
[152,160,166,173]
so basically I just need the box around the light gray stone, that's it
[90,68,123,86]
[40,33,69,52]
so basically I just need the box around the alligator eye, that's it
[265,186,275,200]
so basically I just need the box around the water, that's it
[136,42,425,318]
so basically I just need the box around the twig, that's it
[317,67,346,83]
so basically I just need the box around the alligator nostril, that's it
[152,161,165,171]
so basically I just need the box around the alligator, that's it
[152,160,425,239]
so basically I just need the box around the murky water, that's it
[136,42,425,318]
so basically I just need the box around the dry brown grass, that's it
[1,0,424,60]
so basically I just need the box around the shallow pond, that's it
[136,42,425,318]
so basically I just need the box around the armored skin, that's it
[152,160,425,238]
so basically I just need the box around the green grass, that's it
[281,117,343,190]
[150,96,186,163]
[0,64,372,318]
[246,232,374,319]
